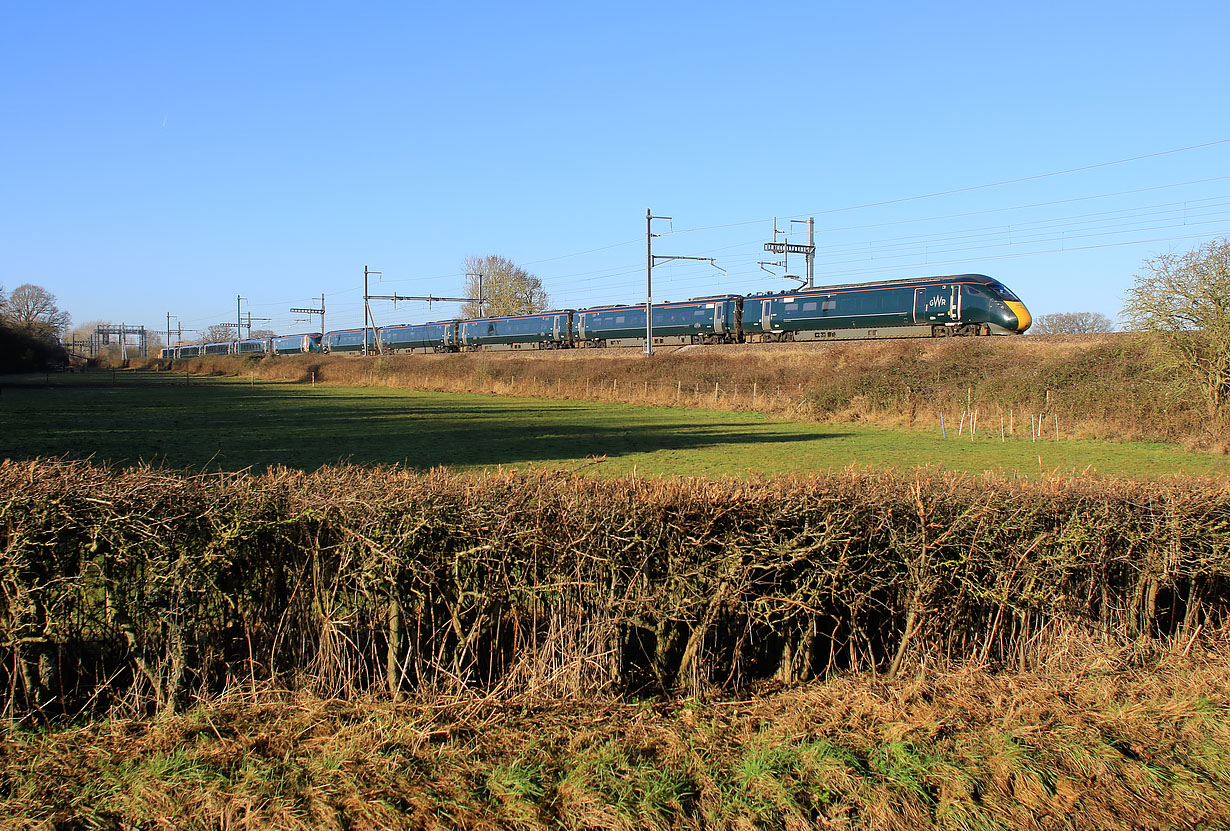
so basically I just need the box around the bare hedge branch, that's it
[2,460,1227,718]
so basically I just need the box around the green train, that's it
[164,273,1031,358]
[358,273,1031,353]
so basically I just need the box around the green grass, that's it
[2,369,1228,478]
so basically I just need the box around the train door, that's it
[714,303,725,336]
[913,285,958,324]
[760,298,773,332]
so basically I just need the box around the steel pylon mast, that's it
[645,208,724,355]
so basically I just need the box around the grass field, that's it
[2,369,1227,478]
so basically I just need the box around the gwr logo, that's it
[925,296,948,310]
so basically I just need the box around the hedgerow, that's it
[2,459,1228,717]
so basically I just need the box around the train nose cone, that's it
[1005,300,1032,332]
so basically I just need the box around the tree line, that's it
[0,283,72,371]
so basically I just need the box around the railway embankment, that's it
[142,333,1220,449]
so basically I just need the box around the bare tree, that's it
[460,255,549,318]
[1031,311,1116,334]
[201,323,239,343]
[2,283,71,341]
[249,329,277,339]
[69,320,107,342]
[1122,237,1230,431]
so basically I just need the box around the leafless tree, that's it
[1030,311,1116,334]
[2,283,71,341]
[201,323,239,343]
[1122,237,1230,431]
[460,255,549,318]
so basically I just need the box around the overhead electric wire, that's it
[167,140,1230,334]
[815,175,1230,235]
[659,139,1230,235]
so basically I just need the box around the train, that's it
[160,273,1032,359]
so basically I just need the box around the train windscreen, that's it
[989,281,1021,302]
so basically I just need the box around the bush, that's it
[0,322,68,372]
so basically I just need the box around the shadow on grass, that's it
[0,372,846,472]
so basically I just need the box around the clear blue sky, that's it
[3,1,1228,340]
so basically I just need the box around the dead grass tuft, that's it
[3,647,1229,829]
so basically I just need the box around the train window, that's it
[990,281,1020,301]
[822,300,836,312]
[784,303,798,312]
[695,309,707,316]
[965,285,983,296]
[803,302,817,312]
[616,316,625,324]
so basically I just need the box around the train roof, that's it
[744,274,996,296]
[459,310,574,323]
[381,320,461,329]
[575,296,739,313]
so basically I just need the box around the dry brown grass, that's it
[2,639,1228,830]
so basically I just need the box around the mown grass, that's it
[1,369,1227,478]
[142,333,1217,446]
